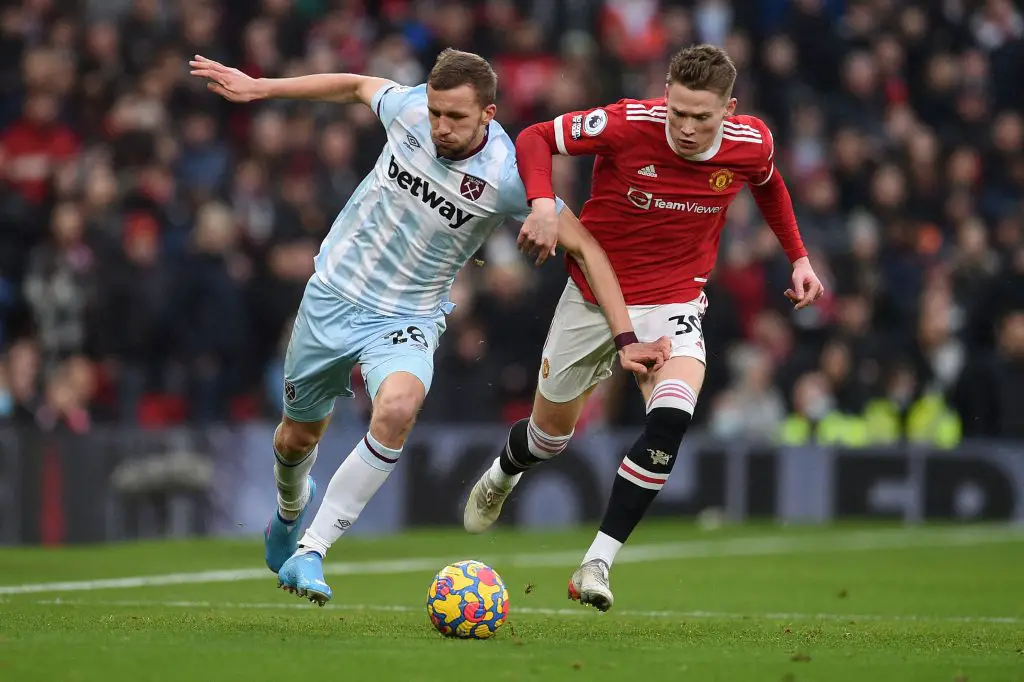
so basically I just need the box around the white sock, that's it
[274,428,318,521]
[486,457,521,490]
[582,531,623,567]
[298,432,401,558]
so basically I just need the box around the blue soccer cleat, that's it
[278,551,332,606]
[264,476,317,574]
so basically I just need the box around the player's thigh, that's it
[537,280,619,409]
[358,312,445,406]
[282,276,360,423]
[631,292,709,402]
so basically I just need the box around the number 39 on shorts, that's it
[668,314,702,337]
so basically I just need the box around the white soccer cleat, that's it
[463,472,514,534]
[567,559,614,612]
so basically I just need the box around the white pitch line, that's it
[1,526,1021,596]
[27,598,1024,626]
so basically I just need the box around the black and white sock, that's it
[487,417,573,490]
[583,379,697,567]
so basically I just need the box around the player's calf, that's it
[583,379,696,568]
[274,419,324,520]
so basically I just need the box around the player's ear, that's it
[482,103,497,124]
[725,98,737,116]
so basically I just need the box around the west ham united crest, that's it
[460,174,485,201]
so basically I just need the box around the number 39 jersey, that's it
[314,82,542,318]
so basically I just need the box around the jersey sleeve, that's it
[749,119,776,187]
[550,102,629,156]
[498,161,565,223]
[370,82,420,127]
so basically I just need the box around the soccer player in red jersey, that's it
[463,45,825,611]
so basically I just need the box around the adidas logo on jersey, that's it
[637,164,658,178]
[388,156,477,230]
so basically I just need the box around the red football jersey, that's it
[544,99,792,306]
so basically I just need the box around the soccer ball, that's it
[426,560,509,639]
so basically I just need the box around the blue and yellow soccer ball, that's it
[426,560,510,640]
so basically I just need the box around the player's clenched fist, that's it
[189,55,264,103]
[618,336,672,375]
[518,198,560,266]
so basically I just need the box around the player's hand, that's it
[189,55,263,103]
[785,256,825,310]
[517,199,559,266]
[618,336,672,375]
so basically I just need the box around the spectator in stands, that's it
[0,0,1020,438]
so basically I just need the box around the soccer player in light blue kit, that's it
[189,49,670,605]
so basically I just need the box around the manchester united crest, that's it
[460,174,486,201]
[709,168,734,192]
[648,448,672,466]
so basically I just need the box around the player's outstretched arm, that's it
[188,55,390,107]
[556,209,671,375]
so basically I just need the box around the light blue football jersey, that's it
[313,81,557,317]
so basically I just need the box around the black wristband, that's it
[614,331,639,350]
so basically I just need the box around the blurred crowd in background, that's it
[1,0,1023,445]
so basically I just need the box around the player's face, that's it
[664,83,736,155]
[426,84,496,159]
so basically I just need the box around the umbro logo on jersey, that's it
[637,165,658,178]
[388,156,477,229]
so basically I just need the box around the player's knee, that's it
[372,384,423,433]
[275,420,323,460]
[529,410,573,440]
[530,391,583,438]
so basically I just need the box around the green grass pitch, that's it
[1,521,1022,682]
